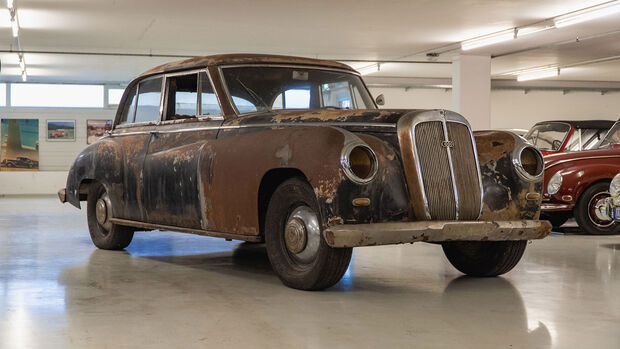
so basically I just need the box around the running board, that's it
[109,218,263,242]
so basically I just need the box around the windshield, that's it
[525,122,571,151]
[597,121,620,148]
[221,66,376,114]
[563,128,608,151]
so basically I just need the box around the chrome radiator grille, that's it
[398,111,483,221]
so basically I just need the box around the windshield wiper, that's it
[235,78,271,112]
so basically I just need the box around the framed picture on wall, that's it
[87,120,113,144]
[47,119,76,141]
[0,118,39,171]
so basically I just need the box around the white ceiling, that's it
[0,0,619,85]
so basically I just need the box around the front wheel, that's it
[264,178,352,290]
[442,240,527,277]
[87,182,134,250]
[574,182,620,235]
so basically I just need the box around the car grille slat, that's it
[414,121,456,220]
[447,122,482,220]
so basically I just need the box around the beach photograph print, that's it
[0,118,39,171]
[87,119,112,144]
[47,119,76,141]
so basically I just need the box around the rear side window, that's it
[164,74,198,120]
[199,72,221,115]
[134,77,163,123]
[118,85,137,125]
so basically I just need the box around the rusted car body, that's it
[541,120,620,234]
[525,120,614,156]
[60,54,550,290]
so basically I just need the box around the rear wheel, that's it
[264,178,352,290]
[574,182,620,235]
[87,182,134,250]
[442,240,527,277]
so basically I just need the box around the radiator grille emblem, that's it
[441,140,455,148]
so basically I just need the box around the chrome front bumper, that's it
[323,220,551,248]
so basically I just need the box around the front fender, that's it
[474,131,544,220]
[206,126,407,235]
[545,161,619,204]
[64,143,99,208]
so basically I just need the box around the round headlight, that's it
[547,172,563,195]
[610,173,620,197]
[519,146,544,177]
[341,144,378,184]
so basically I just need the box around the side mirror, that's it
[375,94,385,106]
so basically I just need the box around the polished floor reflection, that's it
[1,197,619,348]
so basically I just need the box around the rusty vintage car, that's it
[59,54,550,290]
[541,119,620,235]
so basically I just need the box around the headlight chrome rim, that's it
[547,172,563,195]
[513,145,545,180]
[340,143,378,184]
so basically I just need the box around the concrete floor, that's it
[0,197,619,349]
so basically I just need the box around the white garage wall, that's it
[0,107,116,195]
[369,87,620,130]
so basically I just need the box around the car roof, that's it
[138,53,356,78]
[533,120,615,129]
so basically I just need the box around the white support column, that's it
[451,55,491,130]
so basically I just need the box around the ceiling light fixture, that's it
[516,24,555,37]
[461,29,515,51]
[554,1,620,28]
[10,14,18,37]
[356,63,380,75]
[516,67,560,81]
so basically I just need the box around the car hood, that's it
[544,144,620,168]
[224,109,426,131]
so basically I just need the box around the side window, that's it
[118,85,137,124]
[199,72,222,115]
[164,74,198,120]
[134,77,163,123]
[321,82,353,109]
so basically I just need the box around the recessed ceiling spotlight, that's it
[555,0,620,28]
[461,29,515,51]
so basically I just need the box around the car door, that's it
[142,70,224,229]
[103,76,163,222]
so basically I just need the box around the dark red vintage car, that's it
[525,120,614,156]
[541,120,620,234]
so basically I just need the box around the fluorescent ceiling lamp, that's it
[7,0,13,10]
[517,24,555,37]
[554,1,620,28]
[11,16,18,37]
[357,63,379,75]
[517,68,559,81]
[461,28,515,51]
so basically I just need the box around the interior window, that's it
[321,82,353,109]
[199,72,222,115]
[272,89,311,109]
[118,85,137,124]
[165,74,198,120]
[134,77,163,123]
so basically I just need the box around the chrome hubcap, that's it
[95,199,108,225]
[589,191,613,228]
[284,206,320,263]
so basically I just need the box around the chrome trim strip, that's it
[411,123,432,219]
[109,122,396,137]
[541,204,571,210]
[440,112,460,220]
[546,155,620,169]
